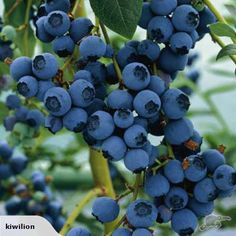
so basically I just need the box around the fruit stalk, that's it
[23,0,32,56]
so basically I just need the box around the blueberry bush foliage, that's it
[1,0,236,235]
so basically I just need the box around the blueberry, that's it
[66,226,91,236]
[170,32,193,55]
[147,75,168,96]
[172,5,200,33]
[26,109,44,128]
[177,0,191,4]
[63,108,88,132]
[112,228,131,236]
[171,209,198,235]
[190,30,200,46]
[107,89,133,110]
[124,149,149,172]
[132,228,152,236]
[54,216,66,232]
[53,35,75,57]
[32,53,59,80]
[113,109,134,129]
[74,70,93,83]
[87,111,115,140]
[9,155,28,174]
[0,164,13,179]
[44,10,70,37]
[126,199,158,228]
[0,142,13,160]
[133,90,161,118]
[69,79,95,107]
[126,40,140,49]
[92,197,120,223]
[36,16,55,43]
[158,47,188,74]
[10,56,33,81]
[213,164,236,191]
[194,177,218,203]
[104,44,114,58]
[36,80,55,102]
[117,45,137,68]
[124,125,147,148]
[202,149,225,172]
[79,36,106,60]
[218,187,236,198]
[32,175,46,191]
[144,173,170,197]
[102,136,127,161]
[147,16,174,43]
[86,98,107,116]
[134,116,148,131]
[45,115,63,134]
[46,201,62,220]
[45,0,71,13]
[164,118,194,145]
[138,2,154,29]
[148,145,159,166]
[6,94,21,110]
[95,83,107,100]
[0,41,13,62]
[184,155,207,182]
[15,184,27,194]
[106,63,119,84]
[137,40,160,62]
[17,76,39,98]
[188,198,214,217]
[156,205,172,223]
[44,87,72,116]
[151,0,177,16]
[5,196,22,215]
[3,116,16,131]
[164,160,184,184]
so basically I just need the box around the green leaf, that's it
[89,0,142,39]
[210,22,236,39]
[225,4,236,22]
[0,102,9,123]
[216,44,236,60]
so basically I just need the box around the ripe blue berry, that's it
[36,80,55,102]
[202,149,225,172]
[10,56,32,81]
[104,44,114,58]
[0,41,13,62]
[148,145,159,166]
[95,83,107,100]
[151,0,177,16]
[66,226,91,236]
[213,164,236,191]
[44,87,72,116]
[137,40,160,62]
[9,155,28,174]
[188,198,214,217]
[17,76,39,98]
[5,196,22,215]
[132,228,152,236]
[171,209,198,235]
[194,177,218,203]
[124,149,149,172]
[134,116,148,131]
[124,125,147,148]
[86,98,107,116]
[164,118,194,145]
[54,216,66,232]
[138,2,154,29]
[126,199,158,228]
[45,115,63,134]
[63,108,88,132]
[163,160,184,184]
[32,53,59,80]
[44,11,70,37]
[36,16,54,43]
[172,5,200,33]
[112,228,131,236]
[0,164,12,179]
[3,116,16,131]
[144,173,170,197]
[79,36,106,60]
[87,111,115,140]
[45,0,71,13]
[107,89,133,110]
[46,201,62,219]
[0,142,13,160]
[92,197,120,223]
[113,109,134,129]
[6,94,21,110]
[69,17,93,43]
[147,75,168,96]
[102,136,127,161]
[156,205,172,223]
[170,32,193,55]
[69,80,95,107]
[133,90,161,118]
[122,63,150,91]
[74,70,93,83]
[26,109,44,128]
[147,16,174,43]
[184,155,207,182]
[117,45,137,68]
[52,35,75,57]
[165,187,188,210]
[218,187,236,198]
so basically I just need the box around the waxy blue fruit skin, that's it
[126,199,158,228]
[92,197,120,223]
[137,40,160,62]
[171,209,198,235]
[5,196,22,215]
[112,228,132,236]
[147,75,168,96]
[36,16,54,43]
[3,116,16,131]
[86,98,107,116]
[45,0,71,13]
[122,63,150,91]
[138,2,154,29]
[151,0,177,16]
[157,205,172,223]
[132,228,152,236]
[6,95,21,110]
[45,115,63,134]
[10,155,27,174]
[52,35,75,57]
[74,70,93,83]
[0,142,13,160]
[117,45,137,68]
[0,164,13,179]
[188,198,214,217]
[44,87,72,116]
[113,109,134,129]
[17,76,39,98]
[26,109,44,128]
[66,226,91,236]
[164,160,184,184]
[36,81,55,102]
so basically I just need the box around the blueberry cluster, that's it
[0,142,27,185]
[4,170,66,232]
[4,94,44,132]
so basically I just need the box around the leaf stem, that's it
[59,188,103,236]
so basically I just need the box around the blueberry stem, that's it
[23,0,32,57]
[59,188,103,236]
[72,0,85,16]
[132,173,142,201]
[4,0,22,22]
